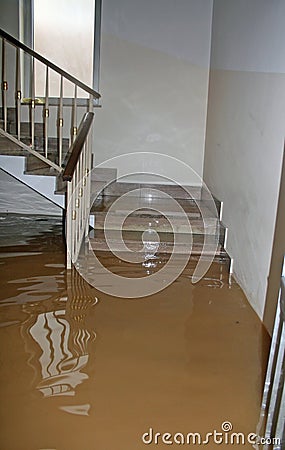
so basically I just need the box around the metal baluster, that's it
[275,377,285,449]
[16,47,21,140]
[1,39,8,132]
[72,164,77,261]
[85,136,89,239]
[72,84,77,144]
[79,149,84,240]
[85,95,93,237]
[74,164,79,259]
[85,134,91,239]
[66,180,73,269]
[264,320,285,448]
[77,157,82,258]
[88,93,93,113]
[77,152,81,253]
[82,140,87,228]
[72,172,76,265]
[71,175,76,266]
[44,66,49,158]
[30,56,35,148]
[77,150,81,242]
[58,75,63,167]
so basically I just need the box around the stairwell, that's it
[0,28,231,275]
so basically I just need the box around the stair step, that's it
[92,228,224,244]
[54,174,67,195]
[90,194,215,217]
[89,234,228,258]
[19,135,69,153]
[0,135,26,156]
[24,153,60,176]
[0,125,69,161]
[92,210,219,235]
[96,181,202,200]
[91,167,117,183]
[0,107,17,123]
[8,121,44,137]
[77,252,231,289]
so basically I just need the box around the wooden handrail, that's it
[62,112,94,182]
[0,28,100,99]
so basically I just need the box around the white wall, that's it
[33,0,95,98]
[204,0,285,319]
[93,0,213,184]
[0,168,62,216]
[0,155,64,213]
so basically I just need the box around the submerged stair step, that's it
[89,236,228,258]
[91,211,219,235]
[92,228,225,244]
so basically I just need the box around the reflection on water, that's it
[29,310,90,398]
[23,271,97,409]
[0,214,270,450]
[5,274,65,306]
[0,213,63,247]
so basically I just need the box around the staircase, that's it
[89,180,229,261]
[0,28,231,277]
[0,106,69,208]
[0,28,100,267]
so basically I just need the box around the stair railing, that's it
[0,28,100,172]
[63,112,94,269]
[0,28,99,269]
[256,256,285,449]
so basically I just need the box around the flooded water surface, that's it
[0,215,270,450]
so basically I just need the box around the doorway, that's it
[19,0,101,98]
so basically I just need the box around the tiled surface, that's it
[91,194,214,217]
[90,237,226,257]
[90,188,227,260]
[91,167,117,182]
[93,212,218,234]
[99,181,202,200]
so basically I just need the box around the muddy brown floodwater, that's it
[0,214,270,450]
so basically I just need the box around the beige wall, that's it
[34,0,95,97]
[204,0,285,321]
[93,0,213,184]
